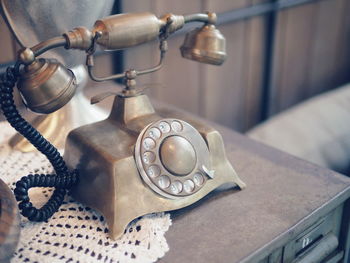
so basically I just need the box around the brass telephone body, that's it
[64,93,246,239]
[1,11,246,240]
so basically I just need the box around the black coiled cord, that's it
[0,66,79,222]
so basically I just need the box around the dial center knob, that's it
[160,135,196,176]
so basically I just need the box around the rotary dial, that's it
[135,119,213,199]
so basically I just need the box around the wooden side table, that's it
[159,123,350,263]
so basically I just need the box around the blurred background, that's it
[1,0,350,173]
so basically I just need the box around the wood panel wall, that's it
[269,0,350,115]
[1,0,350,132]
[0,14,16,65]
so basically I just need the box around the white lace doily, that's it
[0,122,171,263]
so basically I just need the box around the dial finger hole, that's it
[157,175,171,189]
[171,121,183,132]
[159,121,170,133]
[147,165,161,178]
[148,127,161,140]
[170,180,183,194]
[184,179,195,193]
[143,151,155,164]
[143,137,156,150]
[193,173,204,186]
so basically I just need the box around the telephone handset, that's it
[0,11,245,239]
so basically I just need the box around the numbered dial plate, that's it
[135,119,212,199]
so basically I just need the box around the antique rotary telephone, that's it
[0,11,246,239]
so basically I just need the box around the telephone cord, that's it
[0,66,79,222]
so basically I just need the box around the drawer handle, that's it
[293,233,338,263]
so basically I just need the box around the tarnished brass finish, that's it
[18,58,77,114]
[2,7,239,238]
[18,47,35,65]
[158,13,185,34]
[92,12,162,50]
[0,179,20,263]
[63,27,93,50]
[160,135,197,175]
[135,118,213,199]
[64,93,245,240]
[180,24,227,65]
[9,89,108,152]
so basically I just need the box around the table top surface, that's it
[158,119,350,263]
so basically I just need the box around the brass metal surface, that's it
[18,58,77,114]
[64,93,245,239]
[63,27,93,51]
[180,24,227,65]
[5,9,227,151]
[93,12,162,50]
[160,135,197,175]
[9,88,108,152]
[18,47,35,65]
[135,118,213,199]
[3,7,236,239]
[84,11,227,82]
[0,179,20,263]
